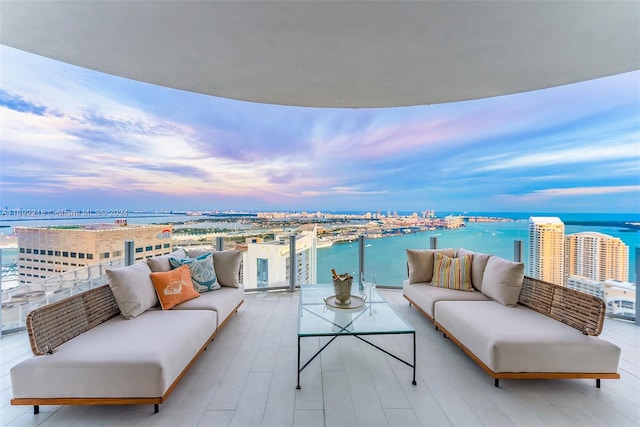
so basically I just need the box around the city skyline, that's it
[1,45,639,213]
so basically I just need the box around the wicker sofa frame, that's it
[405,276,620,387]
[11,284,243,414]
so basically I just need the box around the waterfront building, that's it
[528,217,565,286]
[242,224,317,290]
[567,276,605,299]
[15,222,173,285]
[565,231,629,283]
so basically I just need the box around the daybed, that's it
[403,248,621,387]
[10,248,244,414]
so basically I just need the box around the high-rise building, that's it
[242,224,317,290]
[565,231,629,283]
[528,216,565,285]
[15,222,173,284]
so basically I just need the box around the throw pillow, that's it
[431,252,474,291]
[150,265,200,310]
[189,249,243,288]
[106,262,158,319]
[406,248,455,284]
[481,256,525,306]
[147,248,187,272]
[169,252,221,292]
[456,248,491,291]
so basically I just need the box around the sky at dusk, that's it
[1,45,639,214]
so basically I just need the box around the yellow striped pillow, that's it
[432,252,474,291]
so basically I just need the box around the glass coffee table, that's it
[297,283,416,389]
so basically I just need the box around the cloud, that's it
[531,186,640,197]
[0,89,52,116]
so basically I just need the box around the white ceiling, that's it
[1,1,639,108]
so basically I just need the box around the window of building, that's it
[101,252,110,259]
[257,258,268,288]
[113,251,122,257]
[145,245,153,251]
[155,244,162,250]
[87,254,93,260]
[40,250,46,255]
[63,251,68,257]
[19,248,25,253]
[79,253,85,259]
[55,251,61,256]
[26,249,32,254]
[70,252,76,258]
[47,250,53,255]
[164,243,171,248]
[135,247,143,253]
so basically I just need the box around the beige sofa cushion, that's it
[106,262,157,319]
[10,310,217,399]
[147,248,187,272]
[189,249,243,288]
[174,285,244,328]
[403,279,490,319]
[406,248,455,284]
[481,256,524,306]
[456,248,491,291]
[435,301,621,373]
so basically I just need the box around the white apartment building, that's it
[566,276,605,299]
[242,225,317,290]
[15,223,173,284]
[565,231,629,283]
[528,216,565,286]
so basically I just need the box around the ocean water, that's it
[317,218,640,287]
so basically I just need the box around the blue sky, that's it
[1,45,639,213]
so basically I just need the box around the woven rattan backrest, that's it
[26,285,121,355]
[518,276,605,336]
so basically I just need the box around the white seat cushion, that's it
[403,279,490,319]
[11,310,216,399]
[435,301,621,373]
[173,285,244,327]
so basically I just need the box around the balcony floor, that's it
[1,289,639,426]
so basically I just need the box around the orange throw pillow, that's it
[150,265,200,310]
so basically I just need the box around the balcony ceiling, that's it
[1,1,639,108]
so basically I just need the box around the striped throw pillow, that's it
[432,252,474,291]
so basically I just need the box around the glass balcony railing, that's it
[2,230,637,334]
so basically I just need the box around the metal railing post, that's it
[358,235,365,290]
[289,235,296,292]
[124,241,134,266]
[513,240,523,262]
[216,237,224,251]
[430,236,438,249]
[636,247,639,326]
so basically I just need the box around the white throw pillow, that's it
[456,248,491,291]
[480,256,524,306]
[406,248,455,284]
[107,262,157,319]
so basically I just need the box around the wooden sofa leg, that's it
[596,379,601,388]
[154,404,159,413]
[34,405,39,415]
[494,379,499,388]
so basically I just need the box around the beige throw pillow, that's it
[456,248,491,291]
[188,249,243,288]
[406,248,455,284]
[107,262,157,319]
[480,256,524,306]
[147,248,187,272]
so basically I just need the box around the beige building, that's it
[528,217,565,286]
[15,222,173,284]
[565,231,629,283]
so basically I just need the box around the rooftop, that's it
[2,289,638,426]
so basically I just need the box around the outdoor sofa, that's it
[10,248,244,414]
[403,248,621,387]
